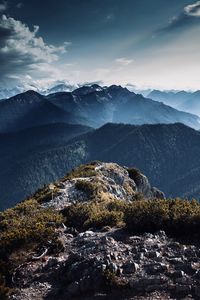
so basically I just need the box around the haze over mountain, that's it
[0,82,79,100]
[1,85,200,133]
[148,90,200,116]
[2,121,200,210]
[2,1,200,299]
[0,123,92,210]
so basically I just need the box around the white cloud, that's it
[0,1,7,12]
[0,15,70,85]
[184,1,200,17]
[115,57,134,66]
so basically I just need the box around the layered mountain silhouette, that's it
[68,123,200,200]
[1,85,200,133]
[148,90,200,116]
[0,123,92,210]
[2,85,200,210]
[2,122,200,210]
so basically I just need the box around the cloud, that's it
[16,3,23,9]
[0,1,7,12]
[81,80,104,86]
[0,15,70,86]
[158,1,200,34]
[115,57,133,66]
[184,1,200,17]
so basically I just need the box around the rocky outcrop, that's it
[43,162,164,210]
[9,228,200,300]
[6,162,200,300]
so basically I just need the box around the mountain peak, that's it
[8,90,44,103]
[23,90,41,96]
[38,161,165,210]
[73,84,104,96]
[3,161,200,300]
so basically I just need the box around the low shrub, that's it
[85,211,123,229]
[75,180,99,198]
[62,203,91,229]
[102,270,127,289]
[124,199,169,233]
[0,199,63,293]
[32,185,60,203]
[124,198,200,237]
[64,163,98,180]
[0,199,63,256]
[62,199,126,230]
[63,197,200,238]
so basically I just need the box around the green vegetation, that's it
[102,270,127,289]
[63,162,98,180]
[0,199,63,297]
[124,198,200,237]
[32,184,61,203]
[2,166,200,298]
[0,199,63,255]
[75,180,99,198]
[62,197,200,239]
[62,199,126,230]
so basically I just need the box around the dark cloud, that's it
[0,14,69,85]
[82,80,104,86]
[0,1,7,12]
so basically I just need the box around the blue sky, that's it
[0,0,200,90]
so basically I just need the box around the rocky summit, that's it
[43,162,165,210]
[1,162,200,300]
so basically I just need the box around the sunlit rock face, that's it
[42,162,164,210]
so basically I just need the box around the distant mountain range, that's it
[0,83,79,100]
[2,84,200,210]
[2,122,200,210]
[148,90,200,116]
[2,84,200,119]
[1,85,200,133]
[0,86,24,100]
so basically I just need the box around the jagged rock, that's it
[148,251,161,259]
[169,270,186,278]
[145,263,168,275]
[9,227,200,300]
[123,262,139,274]
[77,231,95,238]
[42,162,165,210]
[108,262,118,274]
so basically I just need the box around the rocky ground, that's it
[43,162,165,210]
[9,227,200,300]
[6,162,200,299]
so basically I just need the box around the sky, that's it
[0,0,200,90]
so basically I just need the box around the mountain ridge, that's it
[2,122,200,210]
[1,85,200,133]
[2,162,200,300]
[148,89,200,116]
